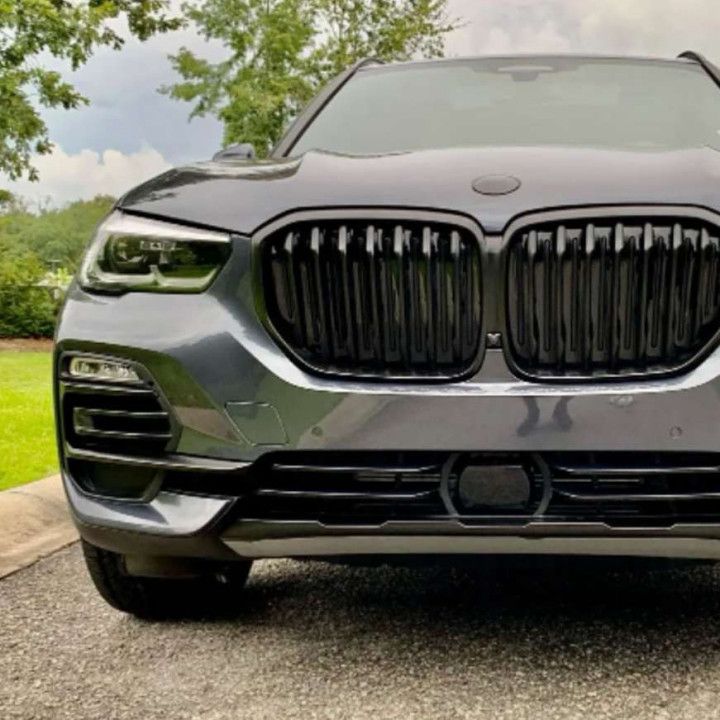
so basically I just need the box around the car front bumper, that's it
[56,265,720,564]
[66,471,720,562]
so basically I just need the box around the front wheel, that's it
[81,540,252,620]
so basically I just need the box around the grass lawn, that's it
[0,351,58,490]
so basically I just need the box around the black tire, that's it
[81,540,252,620]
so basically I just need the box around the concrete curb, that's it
[0,475,78,578]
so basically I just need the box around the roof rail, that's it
[678,50,720,89]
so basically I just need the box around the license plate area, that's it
[456,464,532,511]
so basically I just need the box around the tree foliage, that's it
[163,0,457,154]
[0,193,115,337]
[0,244,56,337]
[0,1,182,181]
[0,194,114,270]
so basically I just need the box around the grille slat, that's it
[581,227,592,371]
[637,224,651,363]
[74,426,172,441]
[666,225,680,359]
[336,226,356,359]
[558,227,571,366]
[78,408,168,420]
[525,233,536,360]
[262,218,482,378]
[507,216,720,378]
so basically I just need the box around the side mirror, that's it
[212,143,256,161]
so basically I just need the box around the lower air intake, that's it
[62,380,172,457]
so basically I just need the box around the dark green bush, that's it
[0,250,59,338]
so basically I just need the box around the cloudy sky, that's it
[5,0,720,206]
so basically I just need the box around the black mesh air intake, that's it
[261,218,483,379]
[506,216,720,378]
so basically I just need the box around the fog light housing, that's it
[68,357,141,384]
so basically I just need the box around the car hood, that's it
[118,146,720,235]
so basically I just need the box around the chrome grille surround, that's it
[256,210,484,380]
[504,206,720,380]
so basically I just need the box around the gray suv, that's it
[55,53,720,618]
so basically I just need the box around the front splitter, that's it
[222,519,720,560]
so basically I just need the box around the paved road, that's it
[3,545,720,719]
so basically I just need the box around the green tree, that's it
[0,193,115,337]
[0,244,57,337]
[0,189,22,214]
[1,1,182,181]
[0,194,115,270]
[163,0,457,154]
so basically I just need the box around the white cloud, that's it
[39,14,225,164]
[446,0,720,63]
[3,146,171,209]
[4,0,719,210]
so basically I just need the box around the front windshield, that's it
[291,57,720,155]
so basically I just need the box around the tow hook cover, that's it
[457,465,531,510]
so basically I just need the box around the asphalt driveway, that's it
[3,545,720,719]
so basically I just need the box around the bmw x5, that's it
[55,53,720,617]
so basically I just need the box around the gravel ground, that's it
[4,545,720,719]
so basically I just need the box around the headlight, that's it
[79,211,231,293]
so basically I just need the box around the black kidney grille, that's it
[507,218,720,377]
[262,220,482,378]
